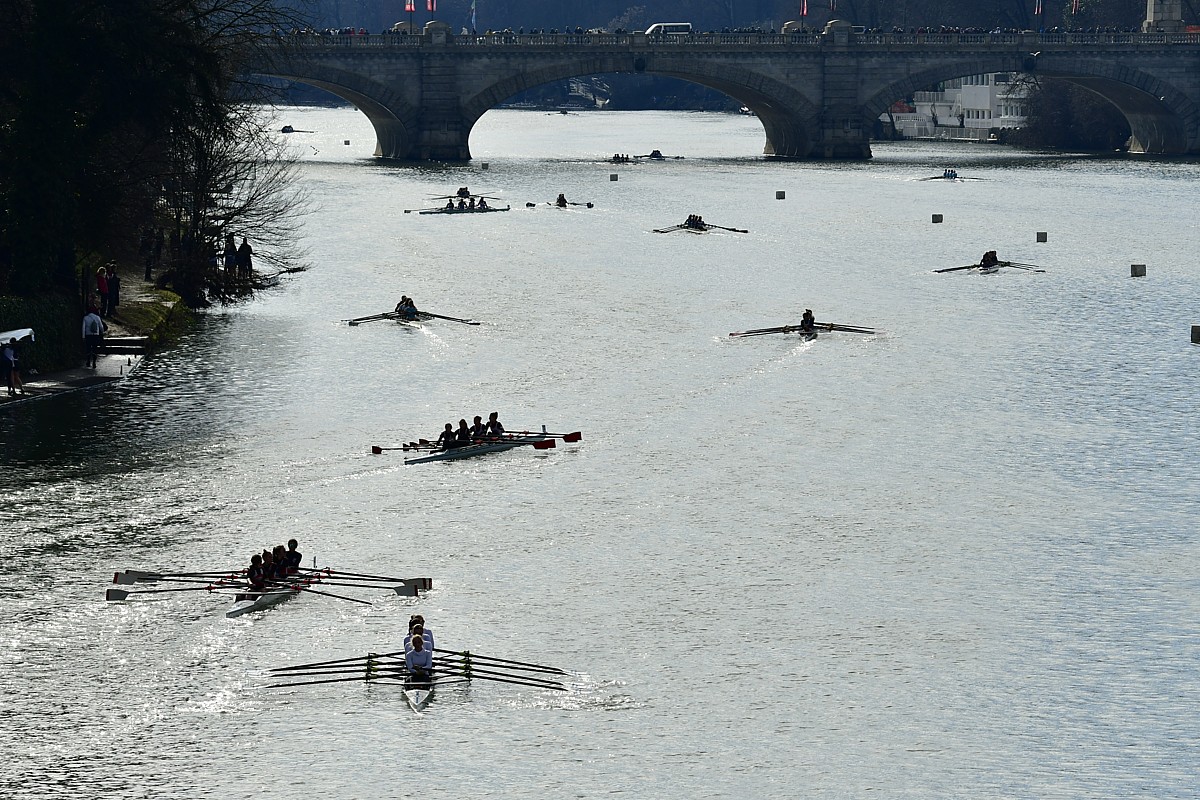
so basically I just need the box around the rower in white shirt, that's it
[403,615,434,652]
[404,628,433,680]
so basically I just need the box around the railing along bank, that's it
[283,31,1200,49]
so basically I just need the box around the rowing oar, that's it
[1001,261,1047,272]
[432,648,568,675]
[113,573,242,586]
[269,578,418,595]
[435,655,564,677]
[419,312,481,326]
[501,430,583,442]
[261,580,374,606]
[115,570,241,584]
[652,225,686,233]
[816,322,876,334]
[106,584,237,600]
[531,440,556,450]
[705,224,749,233]
[433,664,566,691]
[371,443,440,454]
[271,649,408,672]
[301,569,433,590]
[933,264,981,273]
[348,312,401,326]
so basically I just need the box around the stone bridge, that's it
[258,22,1200,161]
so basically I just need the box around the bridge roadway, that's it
[259,26,1200,161]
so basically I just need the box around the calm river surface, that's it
[2,108,1198,799]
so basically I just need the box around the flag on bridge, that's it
[800,0,807,17]
[1072,0,1081,12]
[427,0,436,12]
[1034,0,1043,15]
[829,0,836,11]
[471,0,476,30]
[405,0,414,11]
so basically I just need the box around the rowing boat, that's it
[417,205,510,215]
[226,574,323,618]
[403,680,435,711]
[404,430,550,465]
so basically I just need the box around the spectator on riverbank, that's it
[236,237,253,278]
[3,338,25,396]
[82,308,105,369]
[96,267,110,317]
[107,266,121,315]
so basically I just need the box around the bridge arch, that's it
[864,56,1199,154]
[461,58,823,159]
[255,65,420,158]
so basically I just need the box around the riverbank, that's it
[0,270,191,410]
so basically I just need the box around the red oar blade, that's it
[561,431,582,443]
[371,446,383,455]
[532,439,557,450]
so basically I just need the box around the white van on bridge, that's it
[644,22,693,37]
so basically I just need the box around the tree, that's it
[0,0,307,306]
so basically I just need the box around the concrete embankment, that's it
[0,273,192,409]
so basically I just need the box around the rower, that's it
[556,193,568,208]
[469,415,487,438]
[436,423,459,449]
[477,197,489,209]
[800,309,815,333]
[271,545,290,580]
[980,250,999,267]
[445,198,454,209]
[246,554,266,592]
[404,628,434,682]
[468,196,476,209]
[457,198,467,210]
[405,615,435,651]
[285,538,303,573]
[394,295,409,313]
[457,186,471,198]
[485,411,505,436]
[455,418,472,443]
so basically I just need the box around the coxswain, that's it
[556,193,568,208]
[800,309,815,333]
[485,411,505,436]
[404,628,434,682]
[455,418,472,443]
[469,415,487,438]
[437,422,458,449]
[405,615,435,651]
[285,538,303,573]
[477,197,489,209]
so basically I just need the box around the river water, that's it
[2,108,1198,799]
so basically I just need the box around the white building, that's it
[884,73,1028,141]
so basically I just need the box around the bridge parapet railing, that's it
[279,30,1200,50]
